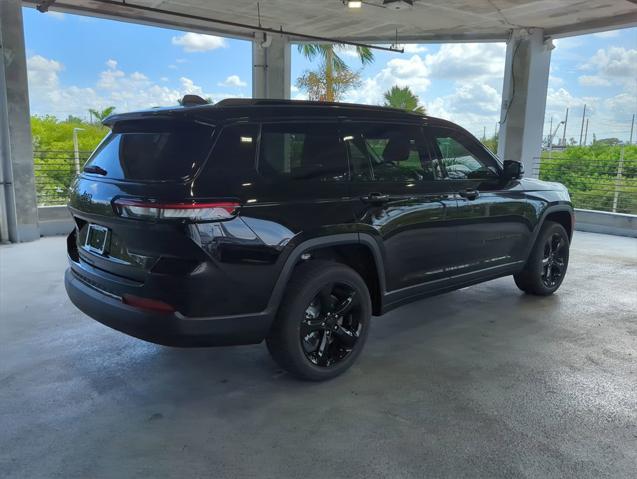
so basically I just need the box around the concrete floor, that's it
[1,232,636,478]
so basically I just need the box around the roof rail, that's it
[213,98,421,115]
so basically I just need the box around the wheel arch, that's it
[522,204,574,262]
[544,209,574,240]
[266,233,386,318]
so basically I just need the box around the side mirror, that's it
[502,160,524,181]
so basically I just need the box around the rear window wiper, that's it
[83,165,108,176]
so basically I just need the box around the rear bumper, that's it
[64,268,272,347]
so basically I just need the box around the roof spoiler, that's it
[181,94,209,107]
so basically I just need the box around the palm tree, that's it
[297,44,374,102]
[88,106,116,123]
[383,86,426,114]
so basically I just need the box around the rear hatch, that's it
[68,117,227,284]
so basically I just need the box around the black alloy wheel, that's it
[514,220,570,296]
[267,260,372,381]
[541,232,568,288]
[300,282,363,368]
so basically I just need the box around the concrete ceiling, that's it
[24,0,637,43]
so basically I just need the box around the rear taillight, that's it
[113,199,240,222]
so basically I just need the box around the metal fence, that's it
[534,153,637,215]
[32,150,637,214]
[33,150,91,205]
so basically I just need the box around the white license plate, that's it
[85,224,109,255]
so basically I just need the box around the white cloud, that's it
[26,53,243,118]
[603,92,637,117]
[340,43,506,135]
[345,54,432,105]
[553,37,584,50]
[338,45,360,58]
[27,55,63,89]
[581,47,637,81]
[97,59,125,89]
[424,43,506,80]
[578,75,611,87]
[179,77,203,95]
[444,82,501,115]
[423,80,502,135]
[593,30,620,38]
[218,75,247,87]
[172,33,227,52]
[402,44,427,54]
[549,75,564,88]
[130,72,148,82]
[46,11,65,20]
[545,87,588,113]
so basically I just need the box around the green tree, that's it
[296,44,374,102]
[297,62,361,102]
[31,115,110,205]
[483,134,498,155]
[596,137,621,146]
[539,144,637,214]
[88,106,116,123]
[65,114,84,124]
[383,85,426,113]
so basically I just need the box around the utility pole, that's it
[548,117,553,148]
[612,147,625,213]
[584,118,589,146]
[561,108,568,147]
[579,104,586,146]
[73,128,84,175]
[630,114,635,145]
[548,121,565,161]
[483,126,486,141]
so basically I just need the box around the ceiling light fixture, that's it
[347,1,363,8]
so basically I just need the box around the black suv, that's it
[65,98,573,380]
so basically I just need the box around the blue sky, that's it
[23,7,636,141]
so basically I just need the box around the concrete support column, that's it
[497,28,553,179]
[252,33,291,99]
[0,0,39,242]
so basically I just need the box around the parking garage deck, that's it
[1,231,636,478]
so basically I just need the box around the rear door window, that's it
[258,123,348,182]
[84,121,214,181]
[344,123,441,182]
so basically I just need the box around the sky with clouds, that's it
[23,8,636,142]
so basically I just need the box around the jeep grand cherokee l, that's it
[65,98,573,381]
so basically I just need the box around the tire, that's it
[266,260,372,381]
[514,221,570,296]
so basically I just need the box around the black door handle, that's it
[361,192,391,205]
[458,188,479,200]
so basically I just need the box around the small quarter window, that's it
[209,124,259,172]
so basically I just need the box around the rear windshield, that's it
[84,121,214,181]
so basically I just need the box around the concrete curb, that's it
[574,209,636,238]
[38,205,73,237]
